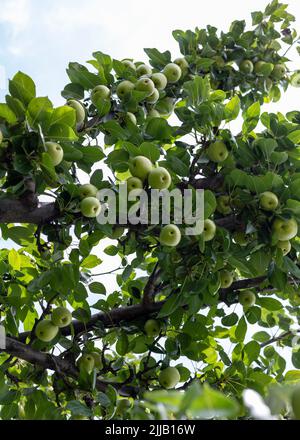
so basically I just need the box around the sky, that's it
[0,0,300,374]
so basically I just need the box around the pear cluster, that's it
[86,57,189,124]
[77,351,103,374]
[79,183,101,218]
[35,306,72,342]
[239,59,286,85]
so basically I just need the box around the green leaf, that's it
[243,340,260,365]
[288,130,300,145]
[61,83,85,100]
[139,142,161,162]
[50,106,76,127]
[145,118,173,140]
[9,71,36,106]
[204,190,217,219]
[104,245,119,256]
[183,76,210,107]
[46,123,78,141]
[89,282,106,295]
[8,249,21,271]
[0,103,17,124]
[27,97,53,128]
[235,316,247,342]
[81,255,102,269]
[144,48,171,69]
[224,96,240,121]
[258,297,283,311]
[40,153,58,182]
[67,62,103,89]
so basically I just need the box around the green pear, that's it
[159,224,181,247]
[239,60,254,74]
[254,61,274,77]
[159,367,180,389]
[202,219,216,242]
[259,191,278,211]
[45,142,64,166]
[35,320,59,342]
[136,64,152,77]
[121,59,136,70]
[151,72,167,91]
[272,217,298,241]
[220,270,234,288]
[271,64,286,80]
[127,176,144,195]
[174,57,189,75]
[135,77,155,97]
[79,184,98,199]
[125,112,137,125]
[129,155,153,181]
[239,290,256,307]
[206,141,228,163]
[217,195,232,215]
[147,109,161,119]
[144,319,161,338]
[276,240,291,256]
[116,80,135,99]
[78,354,95,374]
[51,307,72,328]
[148,167,171,190]
[145,88,160,104]
[91,85,110,105]
[163,63,182,83]
[67,100,86,125]
[80,197,101,218]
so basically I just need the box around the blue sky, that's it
[0,0,299,107]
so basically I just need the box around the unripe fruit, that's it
[135,77,155,97]
[155,97,175,117]
[159,367,180,389]
[51,307,72,328]
[67,100,86,125]
[116,80,135,99]
[121,59,136,70]
[272,217,298,241]
[148,167,171,190]
[129,155,153,181]
[145,88,160,104]
[174,57,189,75]
[79,184,98,199]
[78,354,95,374]
[159,224,181,247]
[239,60,254,74]
[136,64,152,77]
[127,176,144,195]
[239,290,256,307]
[217,195,232,215]
[91,85,110,104]
[220,270,234,288]
[206,141,228,163]
[45,142,64,166]
[35,320,59,342]
[163,63,182,83]
[259,191,278,211]
[271,64,286,80]
[144,319,161,338]
[202,219,216,242]
[80,197,101,218]
[147,109,161,119]
[125,112,137,125]
[276,240,291,256]
[151,72,168,91]
[254,61,274,77]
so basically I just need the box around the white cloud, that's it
[0,0,31,54]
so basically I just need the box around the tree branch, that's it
[0,199,59,224]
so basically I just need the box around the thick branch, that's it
[0,199,59,224]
